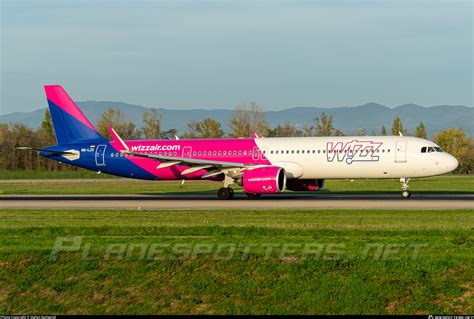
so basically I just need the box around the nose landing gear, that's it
[400,178,411,199]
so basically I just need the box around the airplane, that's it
[19,85,459,199]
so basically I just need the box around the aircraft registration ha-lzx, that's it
[19,85,458,199]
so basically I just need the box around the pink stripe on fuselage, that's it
[110,138,271,180]
[44,85,96,131]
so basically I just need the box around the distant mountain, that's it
[1,101,472,138]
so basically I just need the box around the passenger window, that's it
[276,150,279,154]
[286,150,289,154]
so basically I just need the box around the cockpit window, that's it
[422,146,442,153]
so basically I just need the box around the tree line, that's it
[1,103,472,173]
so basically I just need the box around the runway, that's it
[1,193,473,210]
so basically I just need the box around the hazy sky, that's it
[1,0,472,114]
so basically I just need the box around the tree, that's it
[183,118,225,139]
[357,128,367,136]
[41,109,55,144]
[416,121,427,139]
[433,128,471,172]
[96,108,139,140]
[142,109,161,139]
[459,138,474,174]
[313,112,335,136]
[268,122,300,137]
[381,125,387,136]
[229,103,269,137]
[391,116,405,136]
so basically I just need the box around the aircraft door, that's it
[252,146,261,161]
[395,140,407,163]
[95,145,107,166]
[182,146,192,158]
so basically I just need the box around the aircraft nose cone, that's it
[446,154,459,172]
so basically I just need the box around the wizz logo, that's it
[326,140,383,164]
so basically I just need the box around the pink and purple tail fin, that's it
[44,85,106,144]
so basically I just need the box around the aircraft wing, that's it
[121,150,246,168]
[108,127,249,178]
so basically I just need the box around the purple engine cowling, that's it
[242,166,286,194]
[286,179,325,191]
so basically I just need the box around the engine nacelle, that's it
[242,166,286,194]
[286,179,325,192]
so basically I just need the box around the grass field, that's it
[0,174,473,195]
[0,209,472,314]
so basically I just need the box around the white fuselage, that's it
[255,136,458,179]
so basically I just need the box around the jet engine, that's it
[241,166,286,194]
[286,179,325,191]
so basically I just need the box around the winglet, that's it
[251,132,259,138]
[107,126,130,152]
[398,131,403,137]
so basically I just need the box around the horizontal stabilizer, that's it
[16,147,75,155]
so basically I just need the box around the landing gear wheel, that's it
[246,192,261,199]
[217,187,232,200]
[400,178,411,199]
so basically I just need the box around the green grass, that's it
[0,174,473,194]
[0,209,472,314]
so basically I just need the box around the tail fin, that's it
[44,85,106,144]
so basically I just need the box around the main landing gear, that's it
[217,187,234,200]
[400,178,411,199]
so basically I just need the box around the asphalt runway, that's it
[1,193,473,210]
